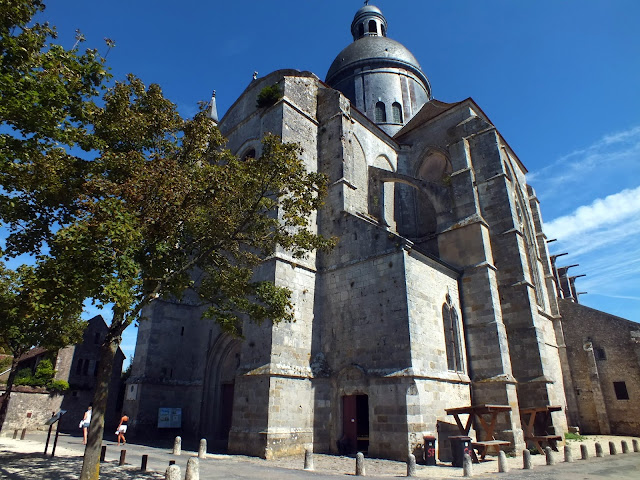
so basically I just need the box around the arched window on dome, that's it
[369,20,377,35]
[381,25,386,37]
[442,294,464,372]
[375,102,386,122]
[359,23,364,38]
[392,102,403,123]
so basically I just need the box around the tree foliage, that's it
[2,2,333,478]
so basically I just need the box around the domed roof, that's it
[325,36,429,88]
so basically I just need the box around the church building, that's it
[124,4,572,460]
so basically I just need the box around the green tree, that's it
[0,0,107,433]
[1,3,333,479]
[0,261,86,427]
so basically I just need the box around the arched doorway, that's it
[201,334,241,450]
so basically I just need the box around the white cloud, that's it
[544,185,640,241]
[527,125,640,193]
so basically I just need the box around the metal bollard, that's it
[633,439,639,452]
[356,452,365,476]
[141,454,148,472]
[595,442,603,457]
[462,453,473,477]
[621,441,629,454]
[407,453,416,477]
[198,438,207,459]
[498,450,508,472]
[580,444,588,460]
[564,445,573,463]
[100,445,107,462]
[165,464,180,480]
[609,441,617,455]
[173,436,182,455]
[304,448,314,471]
[185,457,199,480]
[119,449,126,466]
[545,446,555,465]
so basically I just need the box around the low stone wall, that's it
[0,388,64,436]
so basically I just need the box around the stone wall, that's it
[559,300,640,435]
[0,389,64,436]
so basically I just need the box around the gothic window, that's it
[375,102,386,122]
[243,148,256,160]
[442,294,464,372]
[369,20,377,35]
[392,102,403,123]
[94,332,100,344]
[75,359,84,375]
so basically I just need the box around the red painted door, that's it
[342,395,358,453]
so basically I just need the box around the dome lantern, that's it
[326,3,432,136]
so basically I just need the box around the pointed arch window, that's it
[392,102,403,123]
[442,294,464,372]
[375,102,386,122]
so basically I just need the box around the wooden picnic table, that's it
[445,404,512,461]
[520,405,563,454]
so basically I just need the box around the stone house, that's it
[124,4,571,460]
[0,315,124,435]
[558,300,640,436]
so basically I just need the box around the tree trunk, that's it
[79,310,123,480]
[0,356,21,433]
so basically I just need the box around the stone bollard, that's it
[165,464,180,480]
[633,439,639,453]
[580,444,588,460]
[20,428,26,440]
[462,453,473,477]
[100,445,107,462]
[498,451,508,472]
[621,441,629,454]
[356,452,365,476]
[119,449,126,466]
[198,438,207,459]
[595,442,603,457]
[564,445,573,463]
[407,453,416,477]
[141,454,148,472]
[609,441,617,455]
[304,448,314,471]
[545,446,555,465]
[13,430,18,440]
[523,449,532,469]
[173,436,181,455]
[185,457,199,480]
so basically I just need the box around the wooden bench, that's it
[472,440,511,460]
[526,435,562,455]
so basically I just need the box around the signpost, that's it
[44,410,66,457]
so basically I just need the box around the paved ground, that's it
[1,432,639,479]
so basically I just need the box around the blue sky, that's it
[15,0,640,367]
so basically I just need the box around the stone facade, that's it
[558,300,640,436]
[124,4,574,461]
